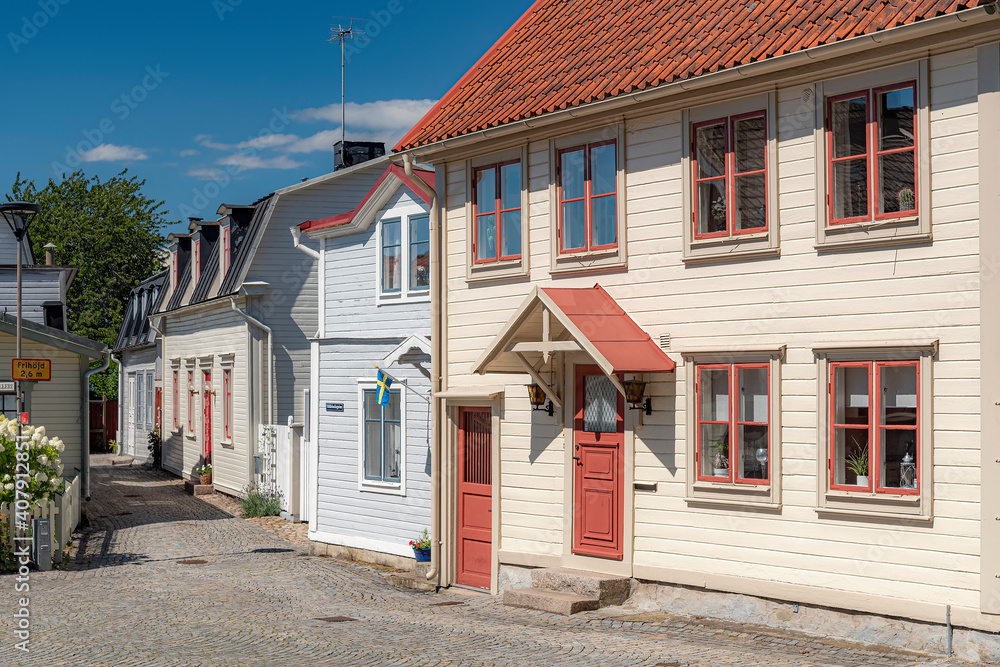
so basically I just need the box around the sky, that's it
[0,0,532,236]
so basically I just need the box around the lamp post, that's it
[0,202,42,443]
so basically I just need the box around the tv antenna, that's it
[329,17,370,159]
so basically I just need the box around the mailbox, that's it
[32,518,51,571]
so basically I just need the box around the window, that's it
[187,370,194,432]
[137,373,144,427]
[378,214,431,301]
[146,372,154,425]
[693,112,767,239]
[829,361,919,495]
[223,368,232,440]
[558,140,617,254]
[827,83,916,225]
[696,364,770,484]
[358,381,405,492]
[222,226,231,276]
[1,393,16,421]
[474,161,521,263]
[172,369,179,430]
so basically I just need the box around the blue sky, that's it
[0,0,531,235]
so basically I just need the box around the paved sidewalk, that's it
[0,460,973,666]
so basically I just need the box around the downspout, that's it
[83,351,111,501]
[231,297,273,425]
[290,226,321,260]
[110,352,122,451]
[402,153,442,583]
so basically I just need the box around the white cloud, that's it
[234,133,299,150]
[282,130,341,154]
[179,149,199,157]
[188,168,225,180]
[294,99,434,132]
[194,134,232,151]
[79,144,148,162]
[216,153,305,170]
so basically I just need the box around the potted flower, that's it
[409,528,431,562]
[897,187,915,211]
[845,444,869,487]
[713,442,729,477]
[195,463,212,486]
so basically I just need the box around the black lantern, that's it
[0,201,41,239]
[622,378,651,415]
[527,383,553,416]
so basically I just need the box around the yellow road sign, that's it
[12,358,51,381]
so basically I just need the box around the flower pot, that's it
[199,472,212,486]
[412,547,431,562]
[856,475,869,487]
[713,468,729,477]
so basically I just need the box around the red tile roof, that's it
[299,165,434,233]
[396,0,991,151]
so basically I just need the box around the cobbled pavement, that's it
[0,458,977,666]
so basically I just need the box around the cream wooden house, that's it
[394,0,1000,659]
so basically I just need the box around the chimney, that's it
[43,242,56,266]
[334,141,385,171]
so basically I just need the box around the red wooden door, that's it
[457,407,492,589]
[203,371,212,461]
[573,365,624,560]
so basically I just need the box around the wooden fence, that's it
[2,474,80,565]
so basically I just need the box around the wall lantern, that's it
[527,383,553,416]
[623,378,652,415]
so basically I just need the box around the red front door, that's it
[203,371,212,462]
[573,365,624,560]
[457,407,492,589]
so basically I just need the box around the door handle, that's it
[572,456,581,463]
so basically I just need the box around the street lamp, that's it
[0,201,42,442]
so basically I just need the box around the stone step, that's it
[385,571,437,592]
[503,588,599,615]
[529,567,631,607]
[183,480,214,496]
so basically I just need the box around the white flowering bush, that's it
[0,416,66,505]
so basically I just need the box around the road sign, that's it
[0,381,14,392]
[12,358,50,381]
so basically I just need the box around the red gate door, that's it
[573,365,624,560]
[457,407,492,589]
[203,371,212,461]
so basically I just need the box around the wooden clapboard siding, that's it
[0,269,64,326]
[439,46,986,609]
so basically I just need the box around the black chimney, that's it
[334,141,385,171]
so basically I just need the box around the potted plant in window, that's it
[845,444,869,486]
[409,528,431,562]
[713,442,729,477]
[897,187,915,211]
[195,462,212,486]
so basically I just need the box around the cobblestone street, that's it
[0,460,973,666]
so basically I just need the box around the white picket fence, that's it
[257,424,291,513]
[2,474,80,565]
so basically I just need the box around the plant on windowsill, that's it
[896,187,915,212]
[194,462,212,486]
[409,528,431,562]
[710,195,727,230]
[845,444,869,487]
[713,442,729,477]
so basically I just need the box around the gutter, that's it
[289,226,321,260]
[110,353,122,452]
[401,153,442,584]
[230,297,274,425]
[402,6,998,158]
[82,351,111,501]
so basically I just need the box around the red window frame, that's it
[170,253,177,290]
[223,368,232,440]
[828,360,919,496]
[472,160,521,264]
[692,110,768,241]
[557,139,618,255]
[826,82,918,225]
[187,370,194,431]
[222,227,231,276]
[193,241,200,284]
[695,362,770,485]
[172,370,179,429]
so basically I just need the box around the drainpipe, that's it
[289,226,320,260]
[402,153,442,583]
[110,353,122,449]
[83,351,111,501]
[230,297,274,425]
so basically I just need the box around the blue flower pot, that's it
[413,547,431,562]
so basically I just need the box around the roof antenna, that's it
[329,17,370,167]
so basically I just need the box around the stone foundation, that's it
[308,539,415,570]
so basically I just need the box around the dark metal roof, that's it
[165,259,191,312]
[113,270,167,352]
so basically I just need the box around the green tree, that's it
[6,170,167,399]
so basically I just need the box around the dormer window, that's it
[222,226,231,277]
[192,236,201,286]
[170,251,178,290]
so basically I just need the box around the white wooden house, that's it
[298,164,434,564]
[394,0,1000,659]
[154,157,389,508]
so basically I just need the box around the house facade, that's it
[154,157,388,505]
[299,164,434,564]
[395,0,1000,658]
[113,270,166,460]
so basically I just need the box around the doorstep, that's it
[183,480,214,496]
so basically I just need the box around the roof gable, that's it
[396,0,993,151]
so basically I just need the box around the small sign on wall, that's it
[0,381,14,392]
[325,402,345,413]
[12,358,51,381]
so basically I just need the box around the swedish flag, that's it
[375,368,393,406]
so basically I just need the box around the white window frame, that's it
[136,373,144,428]
[465,145,530,283]
[376,208,431,305]
[682,347,783,508]
[682,92,779,264]
[170,359,181,433]
[185,359,197,440]
[1,391,17,421]
[814,60,931,250]
[813,340,935,521]
[356,377,407,495]
[146,372,154,425]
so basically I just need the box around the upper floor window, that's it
[693,112,767,239]
[474,161,522,263]
[827,82,917,225]
[379,214,430,301]
[558,140,617,254]
[222,226,231,276]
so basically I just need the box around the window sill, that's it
[686,483,778,509]
[550,249,626,276]
[467,259,528,284]
[377,292,430,306]
[817,217,930,252]
[817,492,928,522]
[359,482,405,496]
[220,439,234,449]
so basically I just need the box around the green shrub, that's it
[240,482,283,518]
